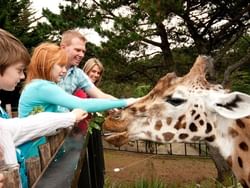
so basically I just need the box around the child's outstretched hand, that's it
[71,109,88,122]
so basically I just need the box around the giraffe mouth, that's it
[103,131,129,147]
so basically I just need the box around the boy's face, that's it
[0,62,25,91]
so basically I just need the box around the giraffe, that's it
[103,55,250,187]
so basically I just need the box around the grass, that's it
[104,177,244,188]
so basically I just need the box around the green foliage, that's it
[88,113,104,134]
[37,0,249,96]
[231,71,250,95]
[0,0,46,50]
[29,106,45,115]
[105,178,166,188]
[133,85,152,97]
[104,177,243,188]
[131,179,166,188]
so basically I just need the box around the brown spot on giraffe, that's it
[191,110,196,116]
[228,128,239,138]
[189,123,198,132]
[129,107,137,114]
[139,106,146,112]
[227,156,232,167]
[179,133,188,139]
[194,114,200,120]
[205,122,212,134]
[237,119,246,129]
[162,132,174,141]
[238,157,243,168]
[174,115,186,130]
[239,142,248,151]
[166,117,172,125]
[205,135,215,142]
[199,119,204,126]
[155,120,163,130]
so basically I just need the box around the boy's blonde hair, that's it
[25,42,68,83]
[0,29,30,75]
[83,58,104,86]
[60,30,87,46]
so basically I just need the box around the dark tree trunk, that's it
[208,145,236,186]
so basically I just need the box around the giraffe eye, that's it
[166,97,186,106]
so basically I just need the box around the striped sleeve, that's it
[0,112,76,146]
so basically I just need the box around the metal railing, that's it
[103,139,210,158]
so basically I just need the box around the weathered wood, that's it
[39,142,51,170]
[0,164,20,188]
[2,127,78,188]
[26,157,41,187]
[31,129,70,188]
[47,135,57,155]
[47,129,66,155]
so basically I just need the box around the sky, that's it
[31,0,104,46]
[30,0,160,54]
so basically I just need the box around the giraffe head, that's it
[103,55,250,187]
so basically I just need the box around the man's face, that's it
[0,62,25,91]
[62,37,86,68]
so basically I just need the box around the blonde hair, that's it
[83,58,104,86]
[0,29,30,75]
[25,42,68,83]
[60,30,87,46]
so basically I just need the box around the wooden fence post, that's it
[0,164,20,188]
[26,157,41,187]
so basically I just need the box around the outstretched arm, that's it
[37,83,129,112]
[86,85,117,99]
[0,110,86,147]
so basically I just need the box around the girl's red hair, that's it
[25,42,68,83]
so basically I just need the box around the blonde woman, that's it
[83,58,104,86]
[74,58,104,98]
[73,58,106,188]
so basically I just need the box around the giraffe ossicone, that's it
[103,55,250,187]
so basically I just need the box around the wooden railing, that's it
[1,105,103,188]
[1,128,89,188]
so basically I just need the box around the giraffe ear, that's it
[210,92,250,119]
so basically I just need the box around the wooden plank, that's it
[31,129,70,188]
[35,133,88,188]
[26,157,41,187]
[39,142,51,170]
[0,164,20,188]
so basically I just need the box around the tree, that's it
[0,0,48,49]
[39,0,249,82]
[0,0,44,108]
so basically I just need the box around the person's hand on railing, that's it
[71,109,88,123]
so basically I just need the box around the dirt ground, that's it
[104,149,217,187]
